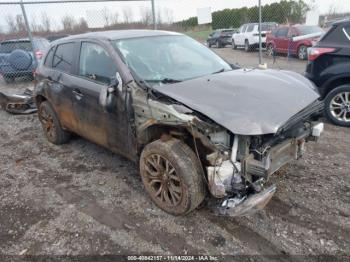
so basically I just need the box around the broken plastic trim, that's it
[215,184,277,217]
[0,89,37,115]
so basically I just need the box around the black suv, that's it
[305,20,350,127]
[207,29,236,48]
[35,30,323,217]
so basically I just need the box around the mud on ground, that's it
[0,69,349,261]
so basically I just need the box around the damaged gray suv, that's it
[35,30,324,216]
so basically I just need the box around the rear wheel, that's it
[140,138,205,215]
[298,45,308,60]
[324,85,350,127]
[38,101,70,144]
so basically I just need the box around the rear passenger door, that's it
[50,42,80,133]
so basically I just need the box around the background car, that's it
[232,22,277,51]
[207,29,237,48]
[305,20,350,127]
[266,25,324,60]
[0,37,49,83]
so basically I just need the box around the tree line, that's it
[175,0,310,30]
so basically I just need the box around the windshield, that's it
[297,26,323,35]
[112,35,231,83]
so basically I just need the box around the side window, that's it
[276,28,288,37]
[247,24,254,32]
[53,43,74,73]
[44,46,55,67]
[79,42,117,85]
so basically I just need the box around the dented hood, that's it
[153,69,320,135]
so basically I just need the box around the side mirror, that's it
[230,63,240,69]
[99,77,119,112]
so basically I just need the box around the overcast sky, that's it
[0,0,349,31]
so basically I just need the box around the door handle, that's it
[73,89,83,98]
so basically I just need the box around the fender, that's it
[319,70,350,98]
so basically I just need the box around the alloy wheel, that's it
[330,92,350,122]
[143,154,183,207]
[298,45,307,60]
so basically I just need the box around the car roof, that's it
[53,30,182,44]
[333,19,350,26]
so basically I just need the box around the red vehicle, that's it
[266,25,324,60]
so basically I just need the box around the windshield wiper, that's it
[144,78,183,84]
[212,68,226,74]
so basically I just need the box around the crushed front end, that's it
[206,101,324,216]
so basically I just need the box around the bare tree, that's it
[74,17,89,32]
[41,12,51,32]
[162,7,174,25]
[111,11,119,25]
[139,6,152,25]
[5,15,17,33]
[61,15,75,32]
[30,14,41,32]
[15,14,26,33]
[101,7,111,27]
[122,6,133,24]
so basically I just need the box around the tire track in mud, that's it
[54,185,203,255]
[202,210,295,262]
[266,197,350,249]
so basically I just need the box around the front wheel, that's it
[298,45,308,60]
[140,138,205,215]
[324,85,350,127]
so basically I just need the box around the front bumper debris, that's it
[0,89,37,114]
[215,185,276,217]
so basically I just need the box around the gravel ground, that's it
[0,50,349,261]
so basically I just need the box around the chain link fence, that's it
[0,0,343,84]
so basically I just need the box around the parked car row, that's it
[207,23,324,60]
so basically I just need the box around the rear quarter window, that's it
[52,42,75,73]
[321,24,350,45]
[44,46,55,68]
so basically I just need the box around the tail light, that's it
[35,50,43,60]
[308,47,335,61]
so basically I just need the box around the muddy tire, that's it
[38,101,70,145]
[140,138,205,215]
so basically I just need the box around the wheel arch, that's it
[137,123,216,168]
[321,76,350,99]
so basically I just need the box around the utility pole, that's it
[151,0,157,30]
[258,0,262,65]
[20,0,37,64]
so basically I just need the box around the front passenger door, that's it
[71,41,117,147]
